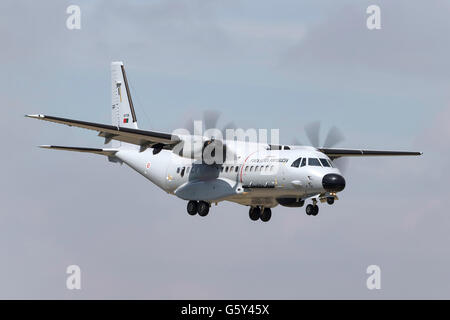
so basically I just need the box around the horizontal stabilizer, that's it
[39,145,118,156]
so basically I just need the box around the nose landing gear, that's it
[305,204,319,216]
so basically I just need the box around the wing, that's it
[319,148,422,159]
[26,114,180,150]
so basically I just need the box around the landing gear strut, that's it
[306,204,319,216]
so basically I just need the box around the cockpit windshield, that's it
[300,158,306,167]
[292,157,334,168]
[308,158,321,166]
[291,157,302,168]
[319,158,331,167]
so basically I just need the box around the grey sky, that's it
[1,0,449,298]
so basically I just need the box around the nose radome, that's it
[322,173,346,192]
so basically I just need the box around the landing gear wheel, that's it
[249,207,260,221]
[311,205,319,216]
[187,201,198,215]
[306,204,314,216]
[326,197,335,205]
[197,201,210,217]
[260,208,272,222]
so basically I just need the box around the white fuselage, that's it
[115,143,343,208]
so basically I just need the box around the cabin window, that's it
[255,166,259,172]
[319,158,331,167]
[265,165,269,171]
[284,146,291,150]
[180,167,185,177]
[291,157,302,168]
[235,166,239,172]
[221,167,224,172]
[270,165,274,171]
[176,167,180,174]
[230,166,234,172]
[308,158,322,166]
[250,166,254,172]
[225,166,229,172]
[245,166,249,172]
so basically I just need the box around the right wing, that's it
[26,114,180,150]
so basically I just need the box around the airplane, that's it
[26,62,422,222]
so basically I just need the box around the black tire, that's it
[260,208,272,222]
[249,207,260,221]
[306,204,314,216]
[327,197,334,205]
[312,205,319,216]
[197,201,210,217]
[187,201,198,215]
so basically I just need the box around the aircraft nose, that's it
[322,173,346,192]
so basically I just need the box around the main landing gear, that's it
[187,200,210,217]
[305,204,319,216]
[249,206,271,222]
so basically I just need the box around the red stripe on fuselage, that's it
[240,151,258,183]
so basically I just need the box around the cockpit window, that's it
[327,159,334,167]
[308,158,322,166]
[319,158,331,167]
[291,157,302,168]
[300,158,306,167]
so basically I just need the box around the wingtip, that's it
[39,145,51,149]
[25,114,44,119]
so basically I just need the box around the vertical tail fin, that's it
[111,61,138,148]
[111,61,138,130]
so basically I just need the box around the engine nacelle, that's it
[172,136,232,164]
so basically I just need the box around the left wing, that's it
[26,114,180,150]
[319,148,422,159]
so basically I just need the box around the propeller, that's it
[296,121,349,173]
